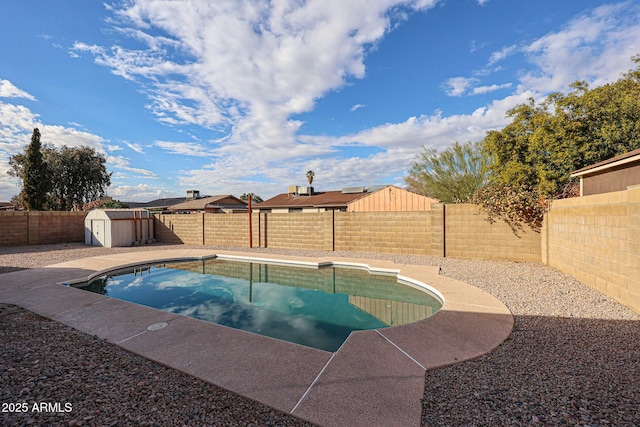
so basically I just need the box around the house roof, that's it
[571,148,640,177]
[254,190,366,209]
[125,197,189,209]
[168,195,247,211]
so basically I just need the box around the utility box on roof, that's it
[84,209,155,247]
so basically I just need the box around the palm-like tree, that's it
[306,170,315,185]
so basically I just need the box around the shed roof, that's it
[571,148,640,177]
[85,209,150,220]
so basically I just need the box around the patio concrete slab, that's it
[292,329,426,427]
[379,306,513,369]
[0,267,95,290]
[0,248,514,426]
[118,315,332,413]
[9,283,108,318]
[51,297,182,344]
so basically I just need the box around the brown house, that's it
[571,148,640,196]
[168,195,247,213]
[253,189,365,213]
[253,185,437,213]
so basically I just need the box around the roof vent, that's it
[298,186,313,195]
[341,186,366,194]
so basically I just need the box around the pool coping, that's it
[0,249,513,427]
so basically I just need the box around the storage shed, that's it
[84,209,155,247]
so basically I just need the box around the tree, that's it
[20,128,50,210]
[476,56,640,232]
[484,56,640,198]
[9,139,111,211]
[101,199,129,208]
[240,193,263,203]
[45,145,112,210]
[306,170,315,185]
[404,141,491,203]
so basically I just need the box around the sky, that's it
[1,0,639,203]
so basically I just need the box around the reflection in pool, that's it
[77,259,442,352]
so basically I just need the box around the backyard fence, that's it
[0,211,85,246]
[1,193,638,313]
[153,204,541,262]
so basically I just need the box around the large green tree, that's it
[484,56,640,197]
[20,128,50,210]
[46,145,112,210]
[9,137,112,211]
[404,141,491,203]
[475,55,640,232]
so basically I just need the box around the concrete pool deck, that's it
[0,249,513,427]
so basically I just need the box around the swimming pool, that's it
[76,258,442,351]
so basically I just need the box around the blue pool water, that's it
[77,258,441,352]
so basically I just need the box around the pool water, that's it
[77,258,442,352]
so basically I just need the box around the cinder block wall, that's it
[153,206,538,262]
[155,214,204,244]
[0,211,85,246]
[445,204,541,262]
[261,212,332,251]
[545,187,640,313]
[333,211,437,256]
[205,213,256,246]
[0,212,28,246]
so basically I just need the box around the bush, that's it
[469,185,549,235]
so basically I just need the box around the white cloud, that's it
[472,82,513,95]
[0,91,110,200]
[443,77,477,96]
[350,103,367,112]
[154,140,216,156]
[0,80,36,101]
[443,77,511,97]
[521,2,640,93]
[74,0,440,165]
[107,155,157,177]
[487,45,518,66]
[336,92,529,149]
[108,183,173,201]
[123,141,145,154]
[0,98,105,155]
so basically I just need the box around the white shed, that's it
[84,209,155,247]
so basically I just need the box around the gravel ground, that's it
[1,243,639,426]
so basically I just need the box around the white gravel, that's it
[1,243,639,426]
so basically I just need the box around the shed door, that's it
[91,220,106,247]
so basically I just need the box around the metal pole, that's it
[248,195,253,248]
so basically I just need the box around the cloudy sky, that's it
[1,0,639,202]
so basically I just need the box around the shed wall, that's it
[347,187,436,212]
